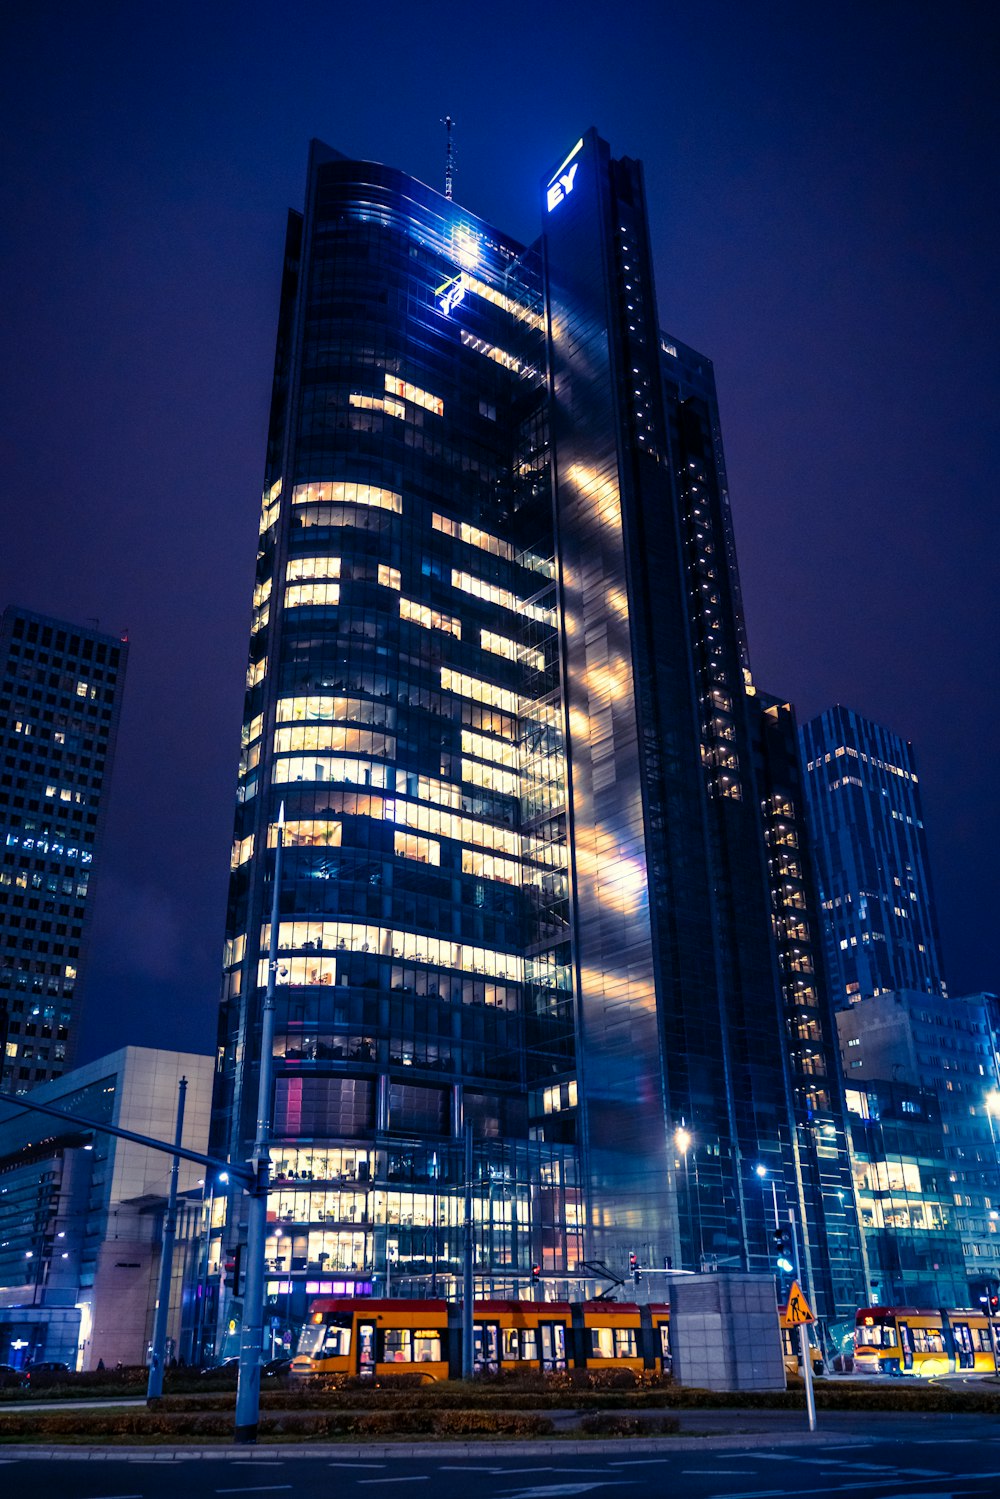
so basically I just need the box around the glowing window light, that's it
[451,570,555,626]
[349,392,405,419]
[285,582,341,609]
[285,556,341,583]
[400,597,461,638]
[441,667,520,716]
[394,831,440,865]
[262,920,524,983]
[384,373,443,416]
[291,481,401,513]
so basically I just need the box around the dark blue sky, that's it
[1,1,996,1062]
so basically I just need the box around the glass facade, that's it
[800,704,947,1010]
[212,130,868,1342]
[0,607,128,1093]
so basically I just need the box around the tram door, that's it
[952,1322,974,1369]
[357,1320,376,1380]
[474,1321,500,1374]
[540,1320,567,1371]
[898,1321,914,1371]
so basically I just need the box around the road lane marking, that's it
[216,1488,293,1495]
[357,1482,430,1487]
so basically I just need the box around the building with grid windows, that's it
[210,130,867,1353]
[0,608,128,1094]
[800,705,947,1012]
[838,989,1000,1304]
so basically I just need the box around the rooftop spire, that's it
[442,115,455,201]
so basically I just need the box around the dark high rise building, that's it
[211,130,866,1347]
[0,607,128,1094]
[800,705,947,1011]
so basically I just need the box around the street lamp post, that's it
[234,803,284,1445]
[674,1126,693,1271]
[147,1075,187,1402]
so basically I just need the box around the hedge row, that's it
[0,1409,554,1441]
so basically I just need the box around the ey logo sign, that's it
[546,138,584,212]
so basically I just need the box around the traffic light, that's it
[771,1229,794,1274]
[629,1252,641,1284]
[531,1263,541,1284]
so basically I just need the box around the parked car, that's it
[0,1363,26,1389]
[24,1361,71,1385]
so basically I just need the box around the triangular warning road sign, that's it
[785,1280,815,1325]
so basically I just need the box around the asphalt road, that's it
[6,1427,1000,1499]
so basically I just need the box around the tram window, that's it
[590,1327,614,1359]
[975,1327,993,1352]
[502,1329,519,1360]
[614,1328,637,1358]
[521,1328,537,1360]
[413,1330,442,1363]
[658,1323,670,1358]
[384,1329,412,1361]
[323,1325,351,1356]
[856,1324,896,1348]
[912,1328,943,1354]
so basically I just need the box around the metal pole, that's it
[461,1122,474,1379]
[788,1207,817,1432]
[800,1319,817,1432]
[430,1151,439,1298]
[147,1076,187,1402]
[235,803,284,1444]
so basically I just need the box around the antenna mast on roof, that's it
[442,115,455,201]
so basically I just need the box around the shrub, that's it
[581,1412,681,1436]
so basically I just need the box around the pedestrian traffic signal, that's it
[531,1263,541,1283]
[629,1252,641,1283]
[771,1227,790,1254]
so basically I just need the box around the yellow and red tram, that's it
[290,1298,672,1381]
[853,1306,1000,1377]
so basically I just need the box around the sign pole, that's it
[800,1319,817,1432]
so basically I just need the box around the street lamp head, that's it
[674,1127,692,1154]
[218,1172,229,1184]
[755,1164,768,1179]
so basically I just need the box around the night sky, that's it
[2,2,996,1065]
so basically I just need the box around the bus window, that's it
[413,1330,442,1363]
[358,1321,376,1379]
[474,1323,499,1372]
[323,1325,351,1357]
[590,1327,614,1358]
[296,1322,327,1356]
[540,1322,566,1370]
[385,1329,413,1362]
[614,1328,637,1358]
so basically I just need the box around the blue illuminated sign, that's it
[546,138,584,213]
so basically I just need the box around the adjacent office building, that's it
[843,1078,968,1308]
[0,608,128,1094]
[211,129,867,1344]
[0,1046,214,1369]
[838,990,1000,1303]
[800,705,947,1012]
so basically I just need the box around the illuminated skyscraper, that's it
[800,705,947,1010]
[211,131,866,1348]
[0,606,128,1094]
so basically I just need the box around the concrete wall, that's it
[668,1271,786,1391]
